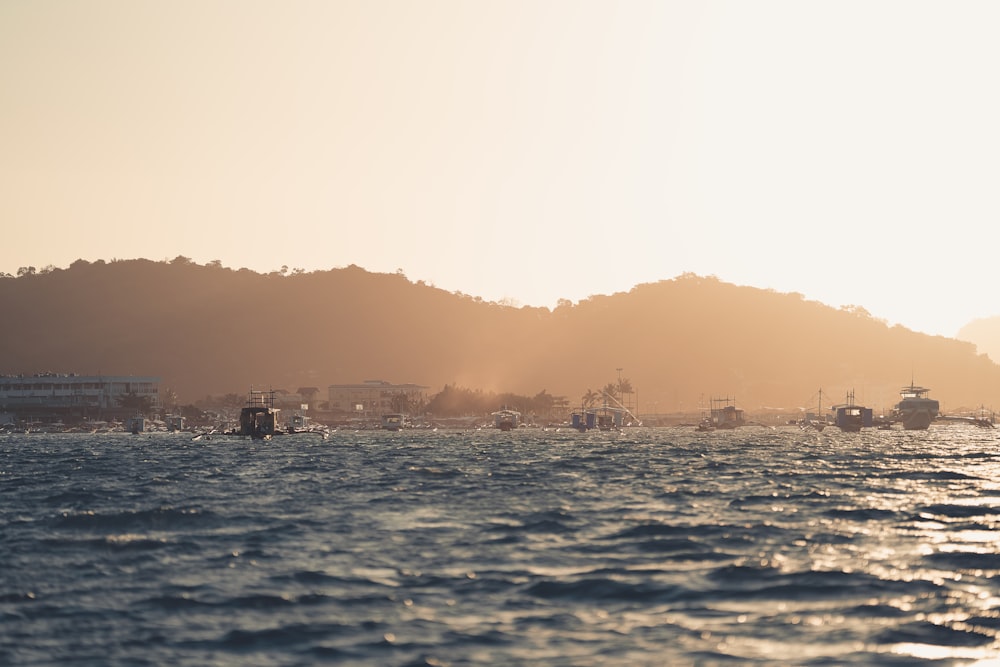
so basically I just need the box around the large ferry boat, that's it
[892,383,939,430]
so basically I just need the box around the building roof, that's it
[328,381,428,390]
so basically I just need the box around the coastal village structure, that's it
[0,373,160,422]
[327,380,428,419]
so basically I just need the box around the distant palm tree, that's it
[617,378,633,398]
[617,378,634,410]
[532,390,555,416]
[582,390,599,408]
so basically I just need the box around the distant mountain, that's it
[957,318,1000,365]
[3,259,999,414]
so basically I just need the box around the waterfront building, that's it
[0,373,160,420]
[327,380,427,418]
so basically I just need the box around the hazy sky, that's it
[3,1,998,338]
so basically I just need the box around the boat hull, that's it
[493,409,520,431]
[898,409,934,430]
[835,402,872,432]
[893,385,939,431]
[381,414,405,431]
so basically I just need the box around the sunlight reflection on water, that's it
[2,425,1000,664]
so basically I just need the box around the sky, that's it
[3,0,999,338]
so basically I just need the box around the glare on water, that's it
[2,425,1000,665]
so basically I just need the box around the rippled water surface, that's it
[4,426,1000,665]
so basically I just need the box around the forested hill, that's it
[2,258,999,414]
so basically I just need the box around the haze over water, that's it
[4,426,1000,665]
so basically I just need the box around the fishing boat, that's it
[708,397,745,429]
[891,382,939,430]
[833,390,872,432]
[493,408,520,431]
[972,407,995,428]
[799,389,827,431]
[571,383,643,432]
[238,388,281,440]
[125,414,145,434]
[381,413,405,431]
[571,405,622,431]
[286,411,314,433]
[190,387,328,441]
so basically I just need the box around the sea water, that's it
[3,426,1000,666]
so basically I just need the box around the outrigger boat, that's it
[381,413,405,431]
[493,407,521,431]
[797,389,827,431]
[833,390,872,432]
[191,387,328,441]
[571,390,642,432]
[237,388,281,440]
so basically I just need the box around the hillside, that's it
[958,318,1000,365]
[2,259,999,415]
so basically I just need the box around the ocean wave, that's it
[923,550,1000,572]
[706,564,943,600]
[6,428,1000,665]
[52,506,216,531]
[875,620,996,647]
[823,507,901,521]
[215,621,355,649]
[916,503,1000,519]
[887,470,981,480]
[525,576,685,603]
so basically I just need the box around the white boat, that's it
[892,383,939,430]
[493,408,520,431]
[381,413,405,431]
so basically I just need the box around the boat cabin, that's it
[709,397,745,429]
[571,406,623,431]
[239,389,280,439]
[381,413,405,431]
[493,408,521,431]
[832,392,873,432]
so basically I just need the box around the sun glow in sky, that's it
[3,1,999,338]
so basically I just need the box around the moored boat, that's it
[125,415,145,434]
[571,406,621,431]
[708,397,745,429]
[381,413,405,431]
[833,390,872,432]
[891,382,939,430]
[797,389,827,431]
[238,388,281,440]
[493,408,520,431]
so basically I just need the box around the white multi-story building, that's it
[327,380,427,417]
[0,373,160,413]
